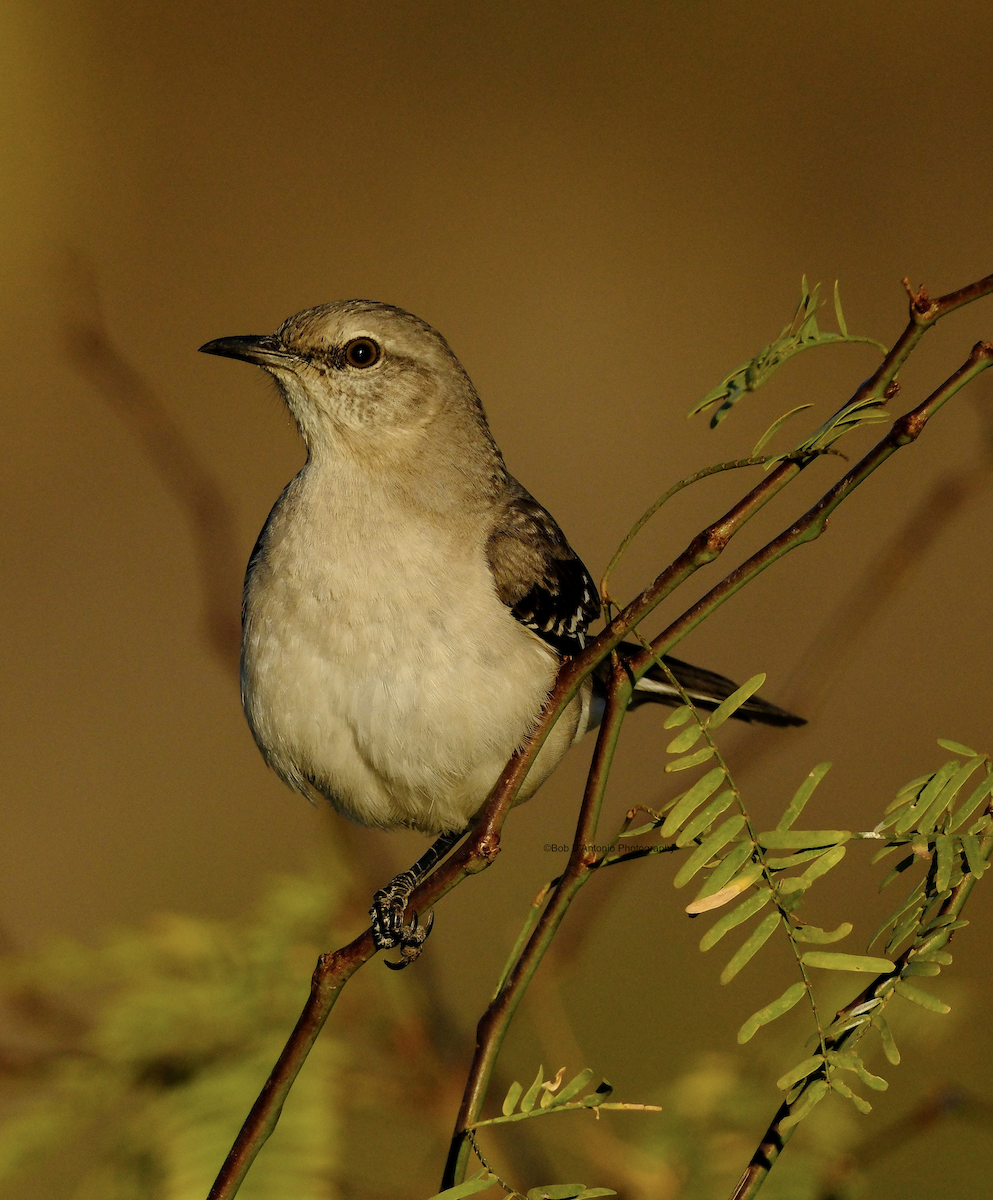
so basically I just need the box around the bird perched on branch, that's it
[200,302,802,966]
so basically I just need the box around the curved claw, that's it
[379,908,437,970]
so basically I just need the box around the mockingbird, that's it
[200,301,802,966]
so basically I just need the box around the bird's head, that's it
[200,300,487,464]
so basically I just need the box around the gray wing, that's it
[485,483,601,657]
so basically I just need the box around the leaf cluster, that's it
[617,683,993,1131]
[688,279,886,430]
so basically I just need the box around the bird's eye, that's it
[343,337,381,368]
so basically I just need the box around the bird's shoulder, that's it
[485,481,601,657]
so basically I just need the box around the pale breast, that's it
[240,468,581,832]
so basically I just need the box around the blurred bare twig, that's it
[63,256,242,670]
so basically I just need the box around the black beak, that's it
[198,333,297,368]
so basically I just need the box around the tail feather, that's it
[596,644,805,728]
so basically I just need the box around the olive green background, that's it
[2,2,992,1195]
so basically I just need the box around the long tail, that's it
[594,643,805,728]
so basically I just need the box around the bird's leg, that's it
[370,827,466,969]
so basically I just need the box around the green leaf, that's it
[757,830,850,850]
[777,1054,825,1091]
[618,821,660,839]
[521,1065,544,1114]
[948,773,993,831]
[902,961,940,976]
[766,847,837,870]
[801,952,895,973]
[753,405,815,455]
[675,816,746,888]
[916,949,953,965]
[934,835,953,893]
[895,772,934,800]
[665,747,716,773]
[830,1076,872,1113]
[871,1015,901,1064]
[692,840,752,901]
[894,761,960,834]
[548,1068,595,1108]
[685,862,764,914]
[665,723,704,755]
[826,1053,887,1091]
[708,673,767,729]
[937,738,979,757]
[961,834,988,878]
[833,280,848,336]
[894,980,951,1013]
[780,1079,829,1131]
[675,790,736,847]
[737,982,807,1043]
[793,922,853,944]
[794,843,846,888]
[720,911,781,984]
[663,705,693,729]
[502,1080,523,1116]
[429,1169,498,1198]
[660,768,727,837]
[700,889,772,951]
[919,758,985,832]
[777,762,832,830]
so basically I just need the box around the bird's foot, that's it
[370,873,436,970]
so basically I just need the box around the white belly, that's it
[241,471,584,833]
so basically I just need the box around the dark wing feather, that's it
[486,483,601,656]
[611,645,805,727]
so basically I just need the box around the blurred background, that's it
[2,1,992,1197]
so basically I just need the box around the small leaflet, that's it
[666,746,716,773]
[780,1079,830,1131]
[428,1169,498,1199]
[699,889,772,951]
[708,673,767,730]
[548,1069,595,1108]
[757,829,850,850]
[777,1054,825,1092]
[685,862,764,914]
[801,952,895,973]
[666,723,704,756]
[894,980,951,1013]
[662,705,693,729]
[937,738,979,758]
[502,1081,523,1116]
[720,911,781,984]
[777,762,833,831]
[691,841,753,903]
[872,1015,901,1065]
[961,834,989,878]
[660,768,726,837]
[737,981,808,1044]
[753,405,815,456]
[675,790,736,848]
[675,816,746,888]
[792,921,853,944]
[521,1065,545,1114]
